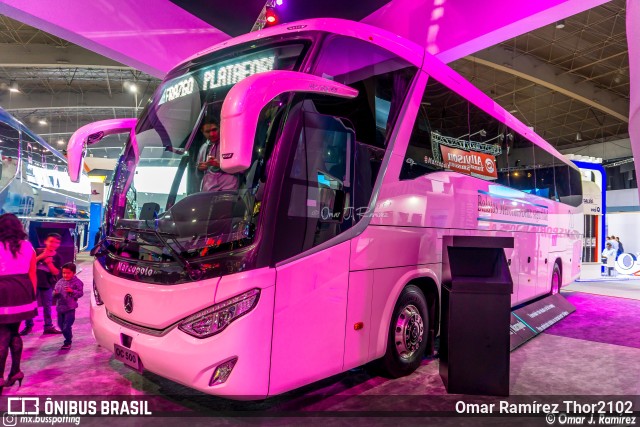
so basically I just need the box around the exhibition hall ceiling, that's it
[170,0,392,37]
[0,0,629,163]
[451,0,628,150]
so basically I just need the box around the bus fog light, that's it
[179,289,260,338]
[210,357,238,386]
[93,280,104,305]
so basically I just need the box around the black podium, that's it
[439,236,514,396]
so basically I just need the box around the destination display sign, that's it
[202,56,275,90]
[158,55,275,105]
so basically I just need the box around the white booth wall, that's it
[606,188,640,255]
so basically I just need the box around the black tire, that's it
[377,285,429,378]
[551,262,561,295]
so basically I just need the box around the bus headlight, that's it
[178,289,260,338]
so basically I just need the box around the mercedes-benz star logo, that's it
[124,294,134,313]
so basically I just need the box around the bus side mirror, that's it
[220,70,358,174]
[66,118,137,182]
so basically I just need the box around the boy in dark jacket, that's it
[52,263,84,350]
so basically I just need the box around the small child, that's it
[52,263,84,350]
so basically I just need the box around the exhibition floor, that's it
[6,255,640,409]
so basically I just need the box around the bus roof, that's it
[175,18,576,170]
[0,106,67,162]
[179,18,425,70]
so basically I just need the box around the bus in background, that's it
[0,107,91,263]
[66,19,583,399]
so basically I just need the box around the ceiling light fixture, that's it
[57,139,65,145]
[555,19,565,29]
[38,119,48,126]
[9,82,20,93]
[123,81,138,93]
[576,132,582,141]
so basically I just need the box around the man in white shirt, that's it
[601,243,617,276]
[196,118,238,192]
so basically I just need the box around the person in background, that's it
[0,213,37,392]
[20,233,63,336]
[609,235,619,253]
[601,242,617,276]
[196,118,239,192]
[52,263,84,350]
[616,236,624,258]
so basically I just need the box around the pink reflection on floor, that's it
[544,291,640,349]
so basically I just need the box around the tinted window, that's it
[272,40,416,263]
[313,35,416,150]
[569,165,583,206]
[554,160,571,202]
[533,145,556,200]
[311,35,416,216]
[273,108,355,261]
[507,134,536,193]
[401,76,508,182]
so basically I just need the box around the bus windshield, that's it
[102,41,308,281]
[101,31,417,284]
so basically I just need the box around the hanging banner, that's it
[440,145,498,179]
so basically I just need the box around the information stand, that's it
[439,236,514,396]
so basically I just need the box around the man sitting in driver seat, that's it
[196,117,239,192]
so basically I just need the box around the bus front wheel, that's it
[377,285,429,378]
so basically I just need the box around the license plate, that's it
[114,344,142,373]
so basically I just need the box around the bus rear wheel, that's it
[551,262,561,295]
[378,285,429,378]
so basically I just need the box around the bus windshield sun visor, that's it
[66,118,138,182]
[220,70,358,174]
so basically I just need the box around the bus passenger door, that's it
[516,233,539,302]
[271,242,351,395]
[268,106,356,395]
[536,233,552,296]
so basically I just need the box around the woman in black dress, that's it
[0,213,37,393]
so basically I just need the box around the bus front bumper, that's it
[89,286,275,399]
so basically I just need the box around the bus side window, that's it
[508,134,536,193]
[566,165,583,207]
[272,106,356,262]
[554,161,571,204]
[400,76,470,180]
[401,76,510,184]
[533,145,557,200]
[400,105,444,180]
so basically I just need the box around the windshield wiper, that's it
[108,223,195,274]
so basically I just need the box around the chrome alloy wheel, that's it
[394,304,424,360]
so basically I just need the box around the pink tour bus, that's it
[66,18,583,399]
